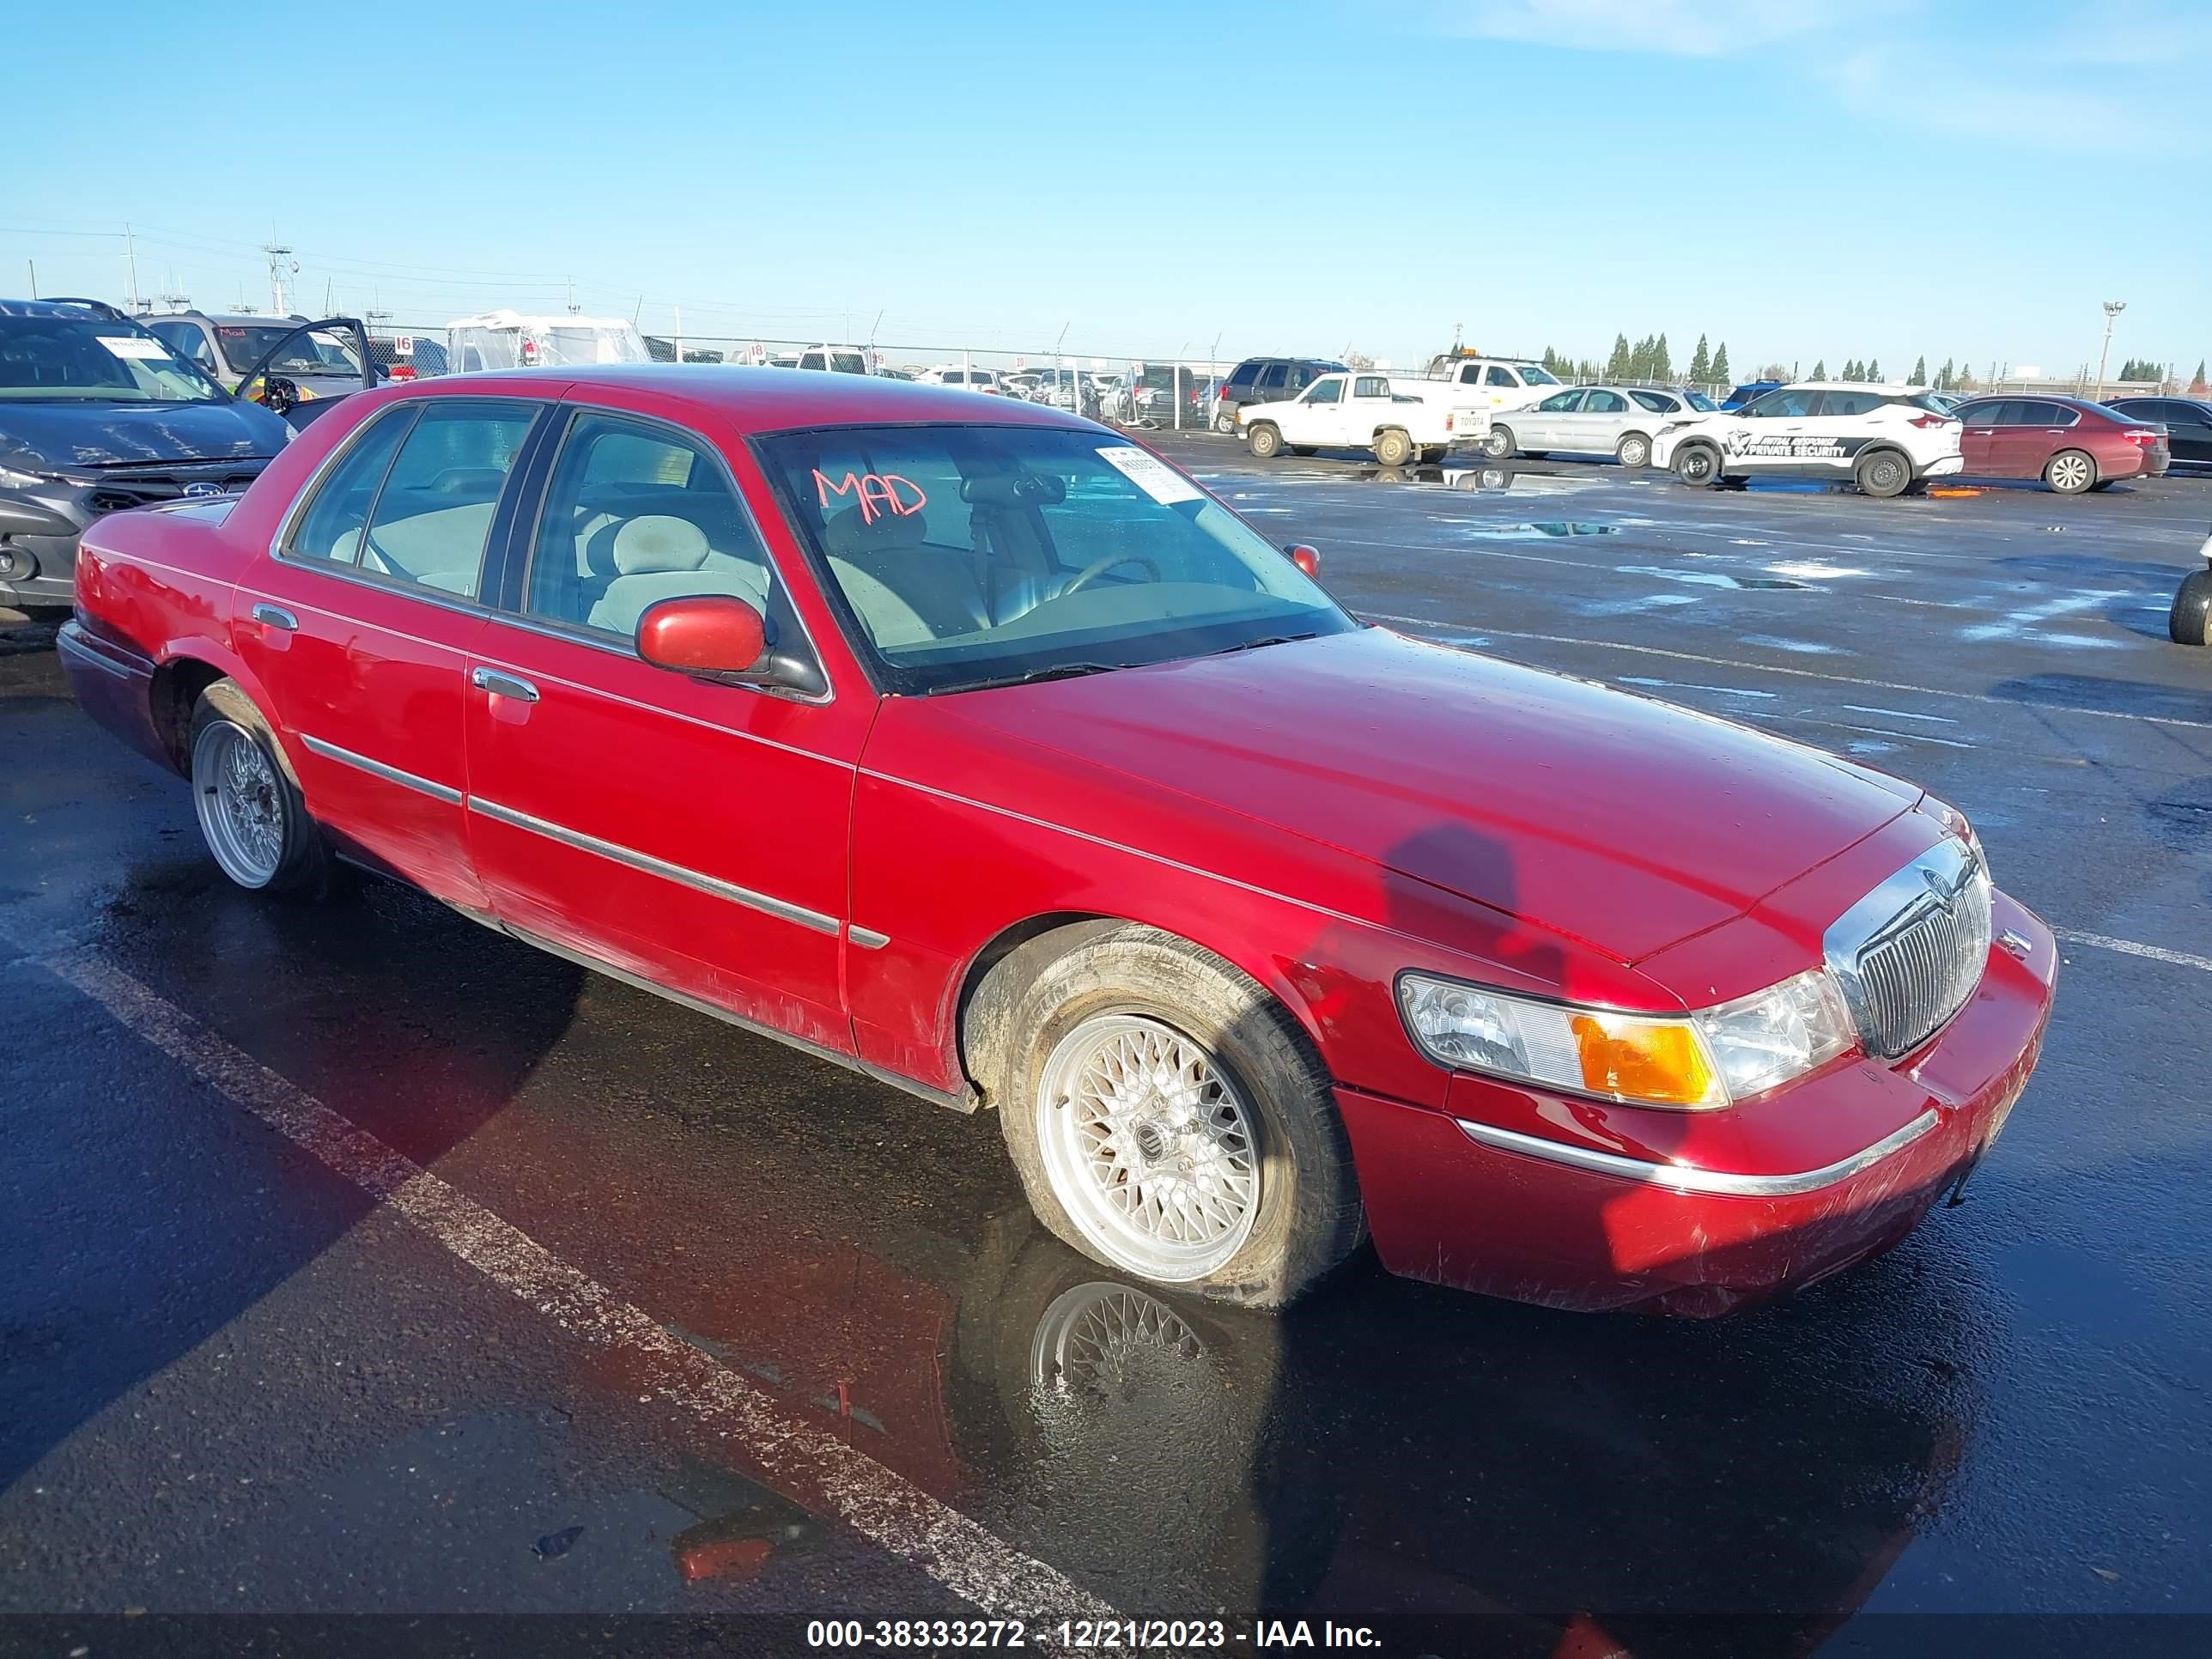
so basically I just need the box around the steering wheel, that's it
[1062,553,1161,594]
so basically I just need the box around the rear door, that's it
[1566,388,1631,453]
[236,395,550,910]
[460,398,869,1052]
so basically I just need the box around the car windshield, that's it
[0,314,227,403]
[1519,365,1561,386]
[759,424,1356,695]
[216,324,363,377]
[1683,390,1718,410]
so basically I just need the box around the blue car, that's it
[1720,380,1782,410]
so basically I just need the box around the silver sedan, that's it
[1482,385,1718,467]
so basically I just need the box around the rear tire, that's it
[983,923,1365,1310]
[1674,442,1722,487]
[2172,568,2212,646]
[188,680,333,896]
[2044,449,2096,494]
[1855,448,1911,498]
[1615,432,1652,469]
[1246,422,1283,459]
[1374,428,1413,467]
[1212,410,1234,434]
[1483,426,1516,460]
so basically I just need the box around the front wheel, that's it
[188,680,332,896]
[1674,443,1721,486]
[1855,449,1911,498]
[2045,449,2097,495]
[2172,568,2212,646]
[1483,426,1516,460]
[1246,422,1283,459]
[988,924,1366,1309]
[1374,428,1413,467]
[1615,432,1651,469]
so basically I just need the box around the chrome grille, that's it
[1824,838,1992,1060]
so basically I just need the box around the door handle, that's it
[471,666,540,703]
[250,603,297,632]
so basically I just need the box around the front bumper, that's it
[0,489,91,609]
[1336,890,2057,1316]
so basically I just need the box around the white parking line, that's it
[2052,930,2212,974]
[13,935,1119,1629]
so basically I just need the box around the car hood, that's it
[941,627,1920,963]
[0,398,290,475]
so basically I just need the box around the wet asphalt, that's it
[2,440,2209,1657]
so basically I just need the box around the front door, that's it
[234,396,546,911]
[461,401,867,1054]
[1287,375,1349,447]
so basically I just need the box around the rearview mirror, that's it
[637,594,767,676]
[1285,544,1322,578]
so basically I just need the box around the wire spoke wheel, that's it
[192,720,286,887]
[1037,1014,1261,1281]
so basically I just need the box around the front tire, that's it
[1855,449,1911,498]
[1616,432,1651,469]
[1246,422,1283,459]
[188,680,331,896]
[1483,426,1516,460]
[988,924,1365,1309]
[2172,568,2212,646]
[2045,449,2097,495]
[1674,442,1722,487]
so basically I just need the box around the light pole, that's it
[2094,300,2126,398]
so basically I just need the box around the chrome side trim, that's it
[1454,1109,1941,1198]
[467,795,840,936]
[299,734,465,805]
[847,924,891,951]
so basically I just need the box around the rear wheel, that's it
[2045,449,2096,494]
[188,680,332,896]
[1615,432,1652,469]
[2172,568,2212,646]
[1374,428,1413,467]
[1483,426,1516,460]
[985,923,1365,1309]
[1212,410,1234,434]
[1855,449,1911,498]
[1674,442,1722,487]
[1246,422,1283,459]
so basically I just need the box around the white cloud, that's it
[1442,0,1858,56]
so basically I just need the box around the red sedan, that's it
[1952,393,2169,492]
[57,368,2057,1315]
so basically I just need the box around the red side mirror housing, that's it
[1285,544,1322,578]
[636,594,768,676]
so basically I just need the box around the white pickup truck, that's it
[1237,369,1480,465]
[1389,356,1565,416]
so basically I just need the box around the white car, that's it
[1651,383,1965,498]
[1393,356,1565,416]
[1237,370,1471,466]
[915,365,1003,394]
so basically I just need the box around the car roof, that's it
[397,363,1096,434]
[0,298,135,319]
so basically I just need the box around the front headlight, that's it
[1397,967,1855,1109]
[0,465,51,490]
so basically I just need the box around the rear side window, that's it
[2016,400,2075,425]
[1288,363,1326,392]
[288,408,414,563]
[1816,390,1882,416]
[798,352,825,370]
[356,402,537,599]
[1226,362,1259,389]
[1306,377,1344,404]
[1630,390,1676,412]
[1256,363,1289,392]
[1352,375,1391,398]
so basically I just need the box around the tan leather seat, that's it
[822,505,988,649]
[586,514,769,636]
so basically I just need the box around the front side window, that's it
[217,323,362,378]
[1305,377,1345,404]
[1957,400,2014,426]
[1535,390,1583,412]
[832,352,868,375]
[525,410,781,641]
[1519,364,1561,386]
[798,352,826,371]
[297,400,537,599]
[759,425,1355,695]
[1743,388,1817,418]
[1486,367,1519,386]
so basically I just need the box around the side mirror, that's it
[637,594,768,676]
[1285,544,1322,578]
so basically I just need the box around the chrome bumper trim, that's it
[1454,1109,1941,1198]
[300,733,464,805]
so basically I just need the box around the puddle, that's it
[1465,522,1620,540]
[1616,564,1811,591]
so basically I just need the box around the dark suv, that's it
[1212,356,1348,433]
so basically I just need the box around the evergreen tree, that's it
[1711,343,1729,383]
[1868,357,1881,381]
[1838,360,1854,380]
[1937,357,1954,390]
[1955,363,1977,392]
[1911,355,1927,386]
[1607,333,1632,380]
[1653,332,1672,381]
[1688,334,1711,382]
[1811,359,1827,380]
[2194,359,2208,391]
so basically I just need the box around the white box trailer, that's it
[447,309,653,373]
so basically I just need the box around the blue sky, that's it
[4,0,2205,376]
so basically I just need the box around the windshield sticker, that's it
[98,335,170,361]
[1097,445,1201,504]
[814,468,926,523]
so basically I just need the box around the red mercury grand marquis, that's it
[58,367,2057,1315]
